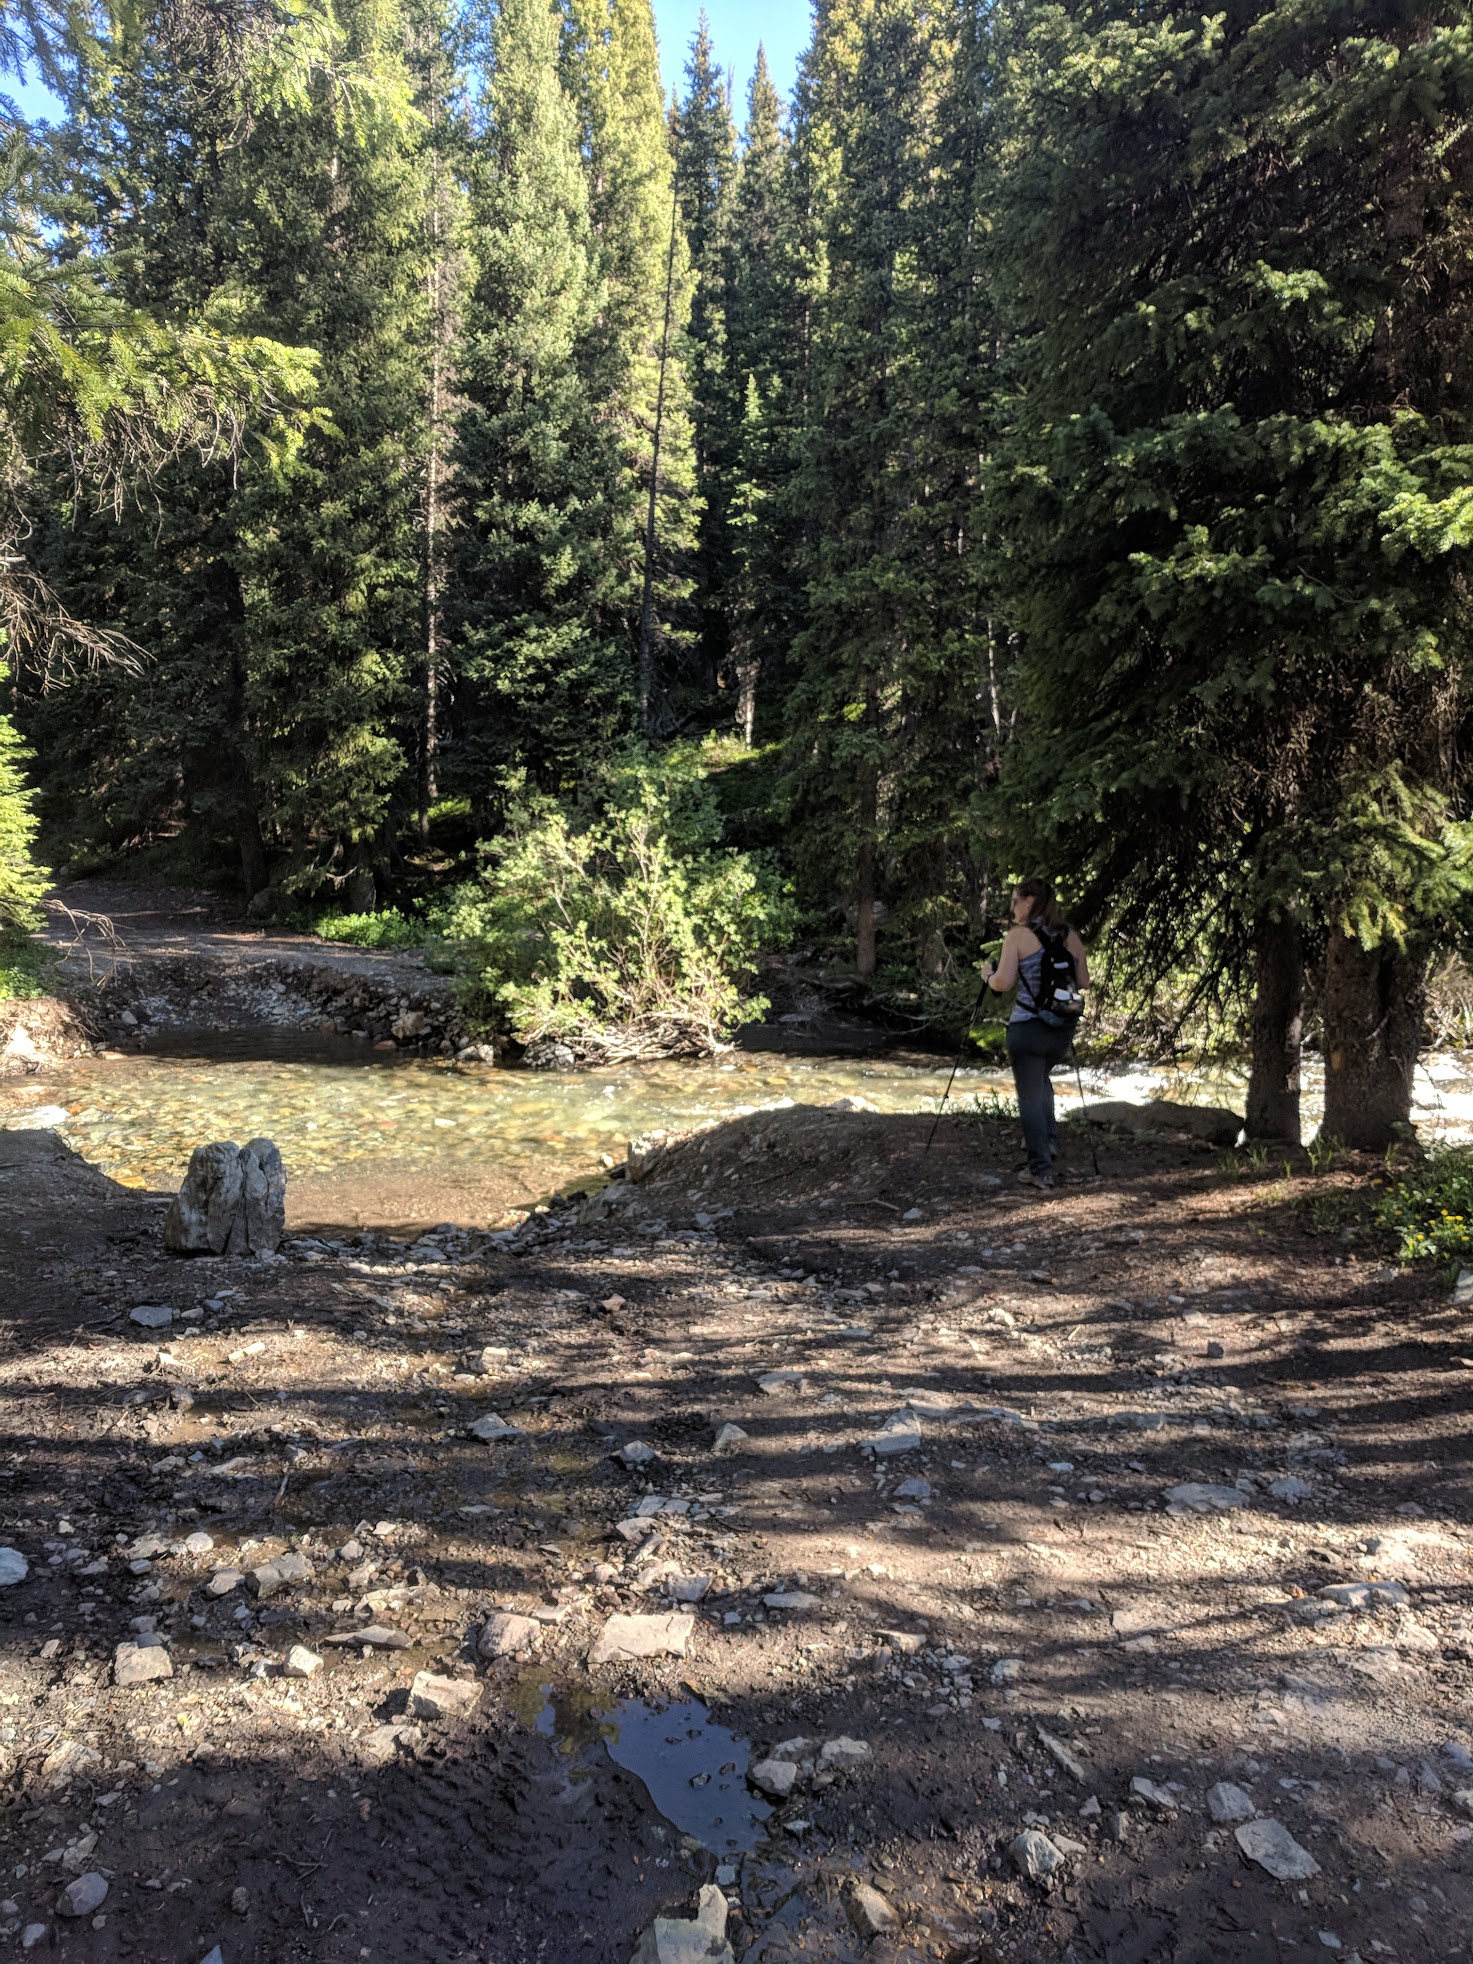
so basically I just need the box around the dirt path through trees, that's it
[0,1109,1469,1963]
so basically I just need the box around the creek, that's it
[5,1026,1473,1230]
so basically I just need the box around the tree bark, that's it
[855,701,879,979]
[1320,928,1427,1151]
[1245,906,1304,1142]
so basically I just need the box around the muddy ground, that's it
[1,1104,1471,1964]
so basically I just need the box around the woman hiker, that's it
[984,879,1090,1190]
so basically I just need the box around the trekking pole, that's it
[1070,1038,1101,1177]
[926,969,992,1153]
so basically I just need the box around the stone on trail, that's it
[1010,1829,1068,1884]
[283,1645,322,1679]
[867,1409,922,1455]
[1130,1775,1179,1813]
[763,1591,821,1612]
[408,1671,480,1720]
[616,1440,657,1467]
[1269,1476,1313,1502]
[0,1548,28,1587]
[818,1736,870,1770]
[321,1625,411,1649]
[1207,1781,1257,1824]
[58,1873,108,1918]
[749,1757,799,1799]
[712,1423,748,1454]
[114,1640,172,1686]
[164,1138,285,1257]
[206,1568,244,1597]
[469,1413,524,1442]
[1234,1817,1321,1881]
[756,1371,805,1395]
[198,1950,225,1964]
[21,1926,46,1951]
[846,1881,898,1939]
[628,1883,735,1964]
[478,1612,541,1659]
[1318,1579,1410,1610]
[1037,1727,1087,1782]
[251,1551,313,1599]
[1166,1481,1247,1513]
[1454,1269,1473,1306]
[589,1612,694,1665]
[129,1303,173,1330]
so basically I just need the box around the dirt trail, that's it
[0,1108,1470,1964]
[42,883,436,986]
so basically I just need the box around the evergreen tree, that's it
[724,44,804,744]
[451,0,623,805]
[0,713,47,937]
[672,12,738,695]
[568,0,697,731]
[781,0,991,978]
[987,0,1473,1146]
[31,0,440,905]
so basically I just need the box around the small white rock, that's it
[0,1548,29,1587]
[1207,1781,1256,1824]
[478,1612,541,1659]
[1234,1817,1321,1881]
[114,1641,172,1687]
[407,1671,480,1720]
[283,1645,321,1679]
[749,1757,799,1798]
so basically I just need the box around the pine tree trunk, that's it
[856,710,878,979]
[1245,907,1304,1142]
[735,649,757,746]
[1321,928,1427,1151]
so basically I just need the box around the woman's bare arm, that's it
[988,927,1029,991]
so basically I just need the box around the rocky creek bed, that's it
[0,1104,1471,1963]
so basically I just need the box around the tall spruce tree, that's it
[781,0,991,978]
[724,45,804,744]
[672,13,738,697]
[31,0,439,904]
[451,0,624,806]
[568,0,697,731]
[987,0,1473,1146]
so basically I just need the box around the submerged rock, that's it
[164,1138,285,1256]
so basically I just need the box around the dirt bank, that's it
[0,1109,1470,1964]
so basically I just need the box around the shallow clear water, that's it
[531,1688,773,1854]
[0,1029,1025,1196]
[5,1028,1473,1222]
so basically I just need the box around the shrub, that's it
[432,747,796,1060]
[312,909,424,950]
[0,715,48,940]
[1375,1145,1473,1263]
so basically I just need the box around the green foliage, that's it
[312,907,424,949]
[433,747,795,1058]
[984,0,1473,1018]
[946,1088,1017,1125]
[0,711,48,936]
[1376,1146,1473,1263]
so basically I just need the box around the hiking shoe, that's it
[1017,1169,1056,1190]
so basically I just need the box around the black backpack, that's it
[1025,922,1085,1029]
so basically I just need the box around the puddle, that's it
[527,1685,773,1855]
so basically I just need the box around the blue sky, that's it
[654,0,807,113]
[6,0,809,124]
